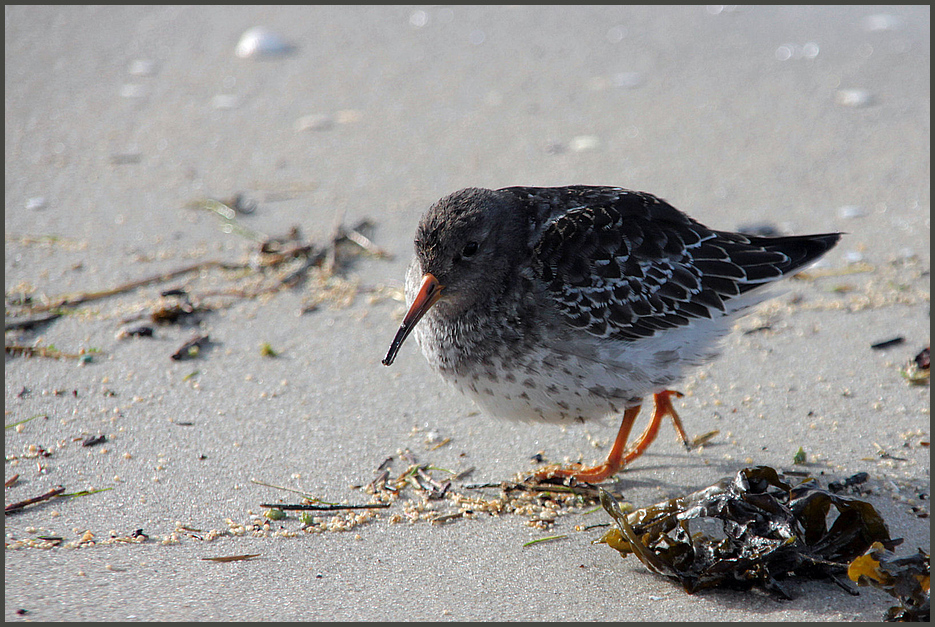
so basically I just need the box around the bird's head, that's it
[382,187,528,366]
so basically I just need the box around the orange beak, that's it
[382,273,444,366]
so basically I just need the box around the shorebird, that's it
[383,186,840,482]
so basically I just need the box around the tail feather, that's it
[734,232,841,293]
[753,232,842,275]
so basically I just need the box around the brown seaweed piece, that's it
[901,346,930,385]
[848,542,930,622]
[598,466,898,599]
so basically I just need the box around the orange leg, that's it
[621,390,689,466]
[532,390,687,483]
[533,405,643,483]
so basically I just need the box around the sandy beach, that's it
[5,6,929,621]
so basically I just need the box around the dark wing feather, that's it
[505,186,840,341]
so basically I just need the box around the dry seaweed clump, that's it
[598,466,899,600]
[849,542,930,622]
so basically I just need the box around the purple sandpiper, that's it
[383,186,840,482]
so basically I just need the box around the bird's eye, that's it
[461,241,479,258]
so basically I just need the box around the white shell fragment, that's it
[835,88,873,108]
[838,205,868,219]
[212,94,241,110]
[128,59,157,76]
[862,14,903,32]
[334,110,361,124]
[409,10,428,28]
[25,197,47,211]
[295,111,360,132]
[569,135,601,152]
[844,251,866,264]
[235,27,293,59]
[295,114,335,132]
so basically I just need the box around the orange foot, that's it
[531,390,688,484]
